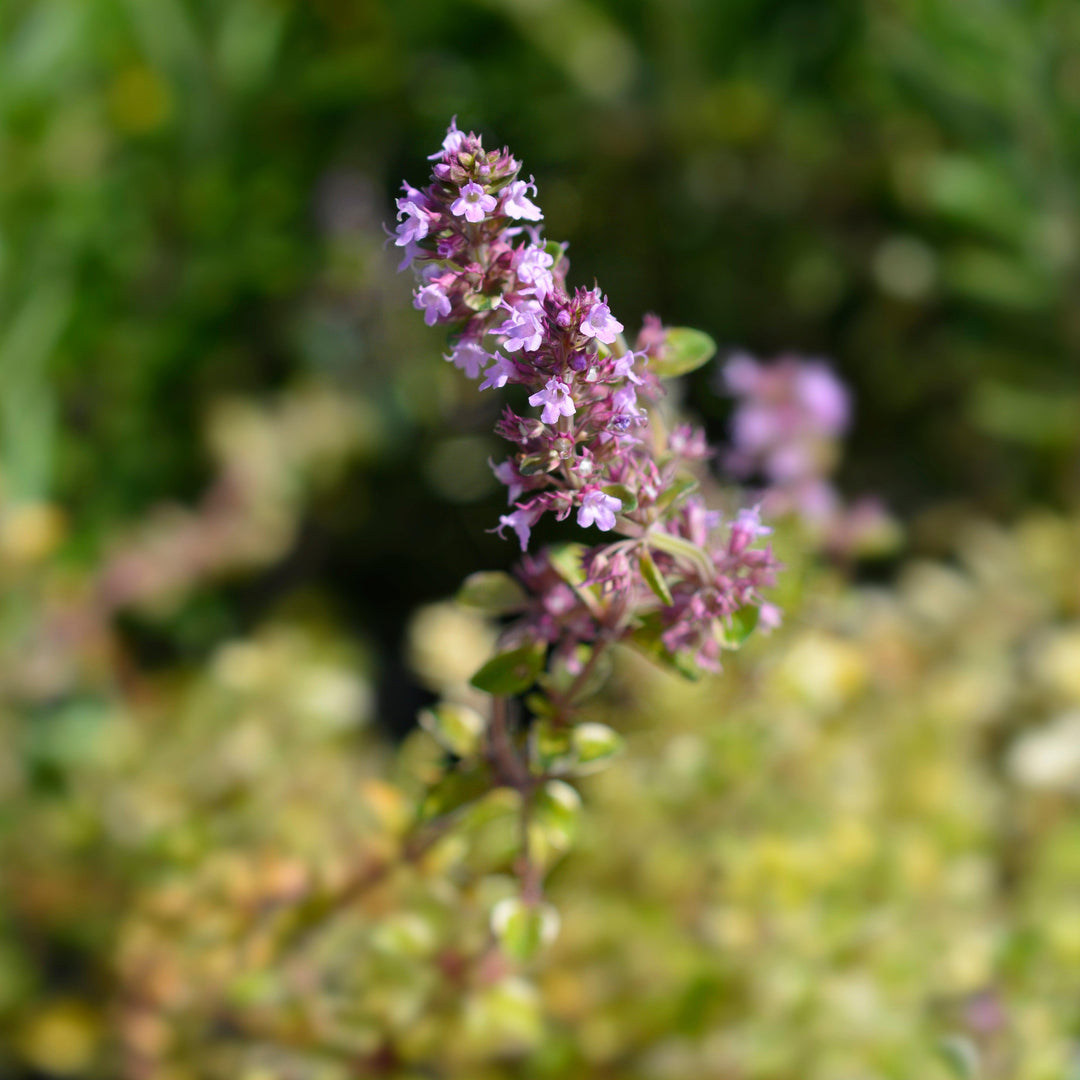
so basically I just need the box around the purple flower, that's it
[722,352,761,395]
[396,240,422,271]
[732,404,779,455]
[577,489,621,531]
[581,298,623,345]
[514,243,555,300]
[478,353,518,391]
[729,505,772,554]
[497,505,540,551]
[414,282,452,326]
[794,363,850,435]
[394,196,429,247]
[446,339,491,379]
[758,602,783,632]
[502,178,543,221]
[610,350,643,385]
[500,300,544,353]
[451,181,497,223]
[428,117,465,160]
[529,377,576,425]
[490,458,525,503]
[611,386,644,423]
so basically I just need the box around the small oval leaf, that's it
[419,703,486,757]
[491,897,560,962]
[647,530,715,578]
[601,483,638,514]
[533,780,581,851]
[639,548,674,606]
[547,542,588,588]
[722,604,760,649]
[457,571,528,615]
[651,326,717,378]
[470,642,546,696]
[571,722,625,774]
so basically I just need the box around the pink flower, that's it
[502,178,543,221]
[610,350,643,385]
[414,282,451,326]
[794,363,850,435]
[478,353,518,391]
[500,300,544,353]
[722,352,762,395]
[513,243,555,300]
[529,377,576,425]
[446,339,491,379]
[428,117,466,160]
[497,504,543,551]
[729,505,772,555]
[581,298,623,344]
[577,489,621,531]
[490,458,525,503]
[394,195,430,247]
[451,181,497,223]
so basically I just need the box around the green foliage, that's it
[456,571,529,615]
[470,641,547,696]
[650,327,718,379]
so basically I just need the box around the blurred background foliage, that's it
[1,0,1080,1076]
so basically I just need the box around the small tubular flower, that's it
[451,181,497,223]
[580,298,623,344]
[577,489,621,531]
[528,378,576,425]
[502,178,543,221]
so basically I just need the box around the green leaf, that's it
[533,780,581,850]
[639,548,674,606]
[518,451,557,476]
[547,542,588,588]
[464,292,500,311]
[419,703,485,757]
[524,691,557,719]
[937,1036,981,1080]
[457,571,528,615]
[722,604,759,649]
[470,642,546,696]
[419,764,492,821]
[543,240,566,263]
[601,483,638,514]
[529,719,576,775]
[650,327,717,379]
[655,472,699,511]
[491,898,560,963]
[647,530,714,578]
[571,723,625,774]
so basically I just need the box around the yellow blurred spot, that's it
[18,1002,99,1075]
[0,503,65,564]
[109,66,172,134]
[1047,911,1080,962]
[360,779,411,835]
[1032,626,1080,702]
[406,602,497,695]
[828,816,876,868]
[778,634,868,710]
[706,905,758,950]
[897,834,941,894]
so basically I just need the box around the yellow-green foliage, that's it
[3,509,1080,1079]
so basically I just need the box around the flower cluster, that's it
[395,119,781,674]
[720,353,897,558]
